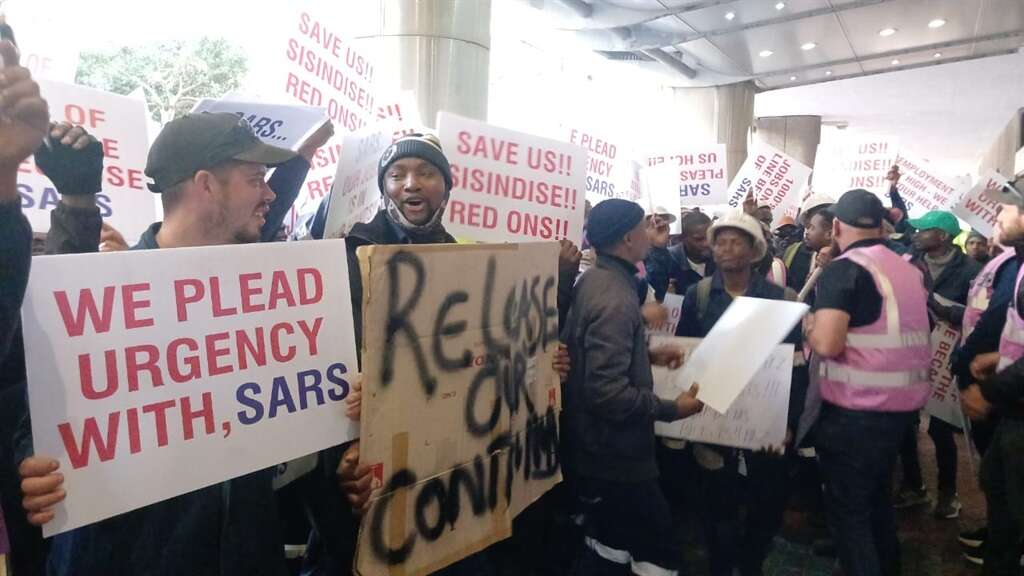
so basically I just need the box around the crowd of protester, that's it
[1,30,1024,576]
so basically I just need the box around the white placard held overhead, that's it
[726,141,812,223]
[953,171,1008,238]
[647,144,729,207]
[439,111,586,245]
[191,97,329,151]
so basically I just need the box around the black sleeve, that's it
[558,267,577,331]
[675,285,702,338]
[0,201,31,362]
[262,156,311,242]
[812,260,860,315]
[982,356,1024,406]
[45,201,101,254]
[643,248,670,302]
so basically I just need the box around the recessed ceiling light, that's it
[825,70,833,76]
[790,75,797,81]
[775,2,785,10]
[801,42,817,51]
[933,52,942,58]
[759,50,774,58]
[724,11,735,20]
[878,27,897,37]
[928,18,947,29]
[891,58,901,65]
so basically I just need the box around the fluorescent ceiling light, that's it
[724,11,735,20]
[790,75,797,81]
[928,19,947,29]
[879,27,897,37]
[775,2,785,10]
[801,42,817,51]
[891,59,901,65]
[933,52,942,58]
[825,70,832,76]
[759,50,774,58]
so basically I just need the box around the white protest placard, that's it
[893,152,966,218]
[22,240,359,536]
[439,111,586,245]
[274,7,419,207]
[927,321,964,428]
[321,123,396,238]
[646,167,683,234]
[726,141,812,222]
[652,337,792,450]
[18,80,155,245]
[954,171,1008,238]
[650,293,684,336]
[647,145,729,207]
[567,126,637,205]
[191,97,329,151]
[812,135,898,198]
[672,296,807,413]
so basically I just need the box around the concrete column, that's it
[753,115,822,169]
[670,81,756,183]
[351,0,492,128]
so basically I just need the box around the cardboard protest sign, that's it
[355,242,562,576]
[653,337,792,450]
[726,141,812,222]
[18,80,154,245]
[566,126,639,204]
[812,136,898,197]
[22,240,359,536]
[440,112,586,245]
[672,296,807,413]
[893,152,966,217]
[954,171,1008,238]
[321,123,396,238]
[276,8,419,207]
[191,97,329,151]
[927,321,964,428]
[650,293,684,336]
[647,145,729,207]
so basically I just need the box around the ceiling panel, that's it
[603,0,674,8]
[672,37,751,75]
[703,13,857,75]
[644,14,700,35]
[835,0,1007,57]
[675,0,830,33]
[759,61,865,88]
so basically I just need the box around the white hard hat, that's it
[800,193,836,216]
[707,210,768,261]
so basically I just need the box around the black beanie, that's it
[587,199,646,249]
[377,133,453,193]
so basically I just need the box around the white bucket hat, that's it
[708,210,768,260]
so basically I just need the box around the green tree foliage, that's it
[76,37,248,125]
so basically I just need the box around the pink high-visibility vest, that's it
[963,250,1016,344]
[998,262,1024,371]
[819,245,931,411]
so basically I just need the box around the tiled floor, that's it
[761,422,985,576]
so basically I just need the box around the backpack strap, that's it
[696,277,713,324]
[783,241,803,268]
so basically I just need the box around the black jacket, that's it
[913,248,983,327]
[644,244,714,302]
[562,253,679,483]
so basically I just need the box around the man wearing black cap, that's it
[16,112,338,576]
[563,198,703,576]
[802,189,931,576]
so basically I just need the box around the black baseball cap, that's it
[833,189,886,229]
[145,112,296,193]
